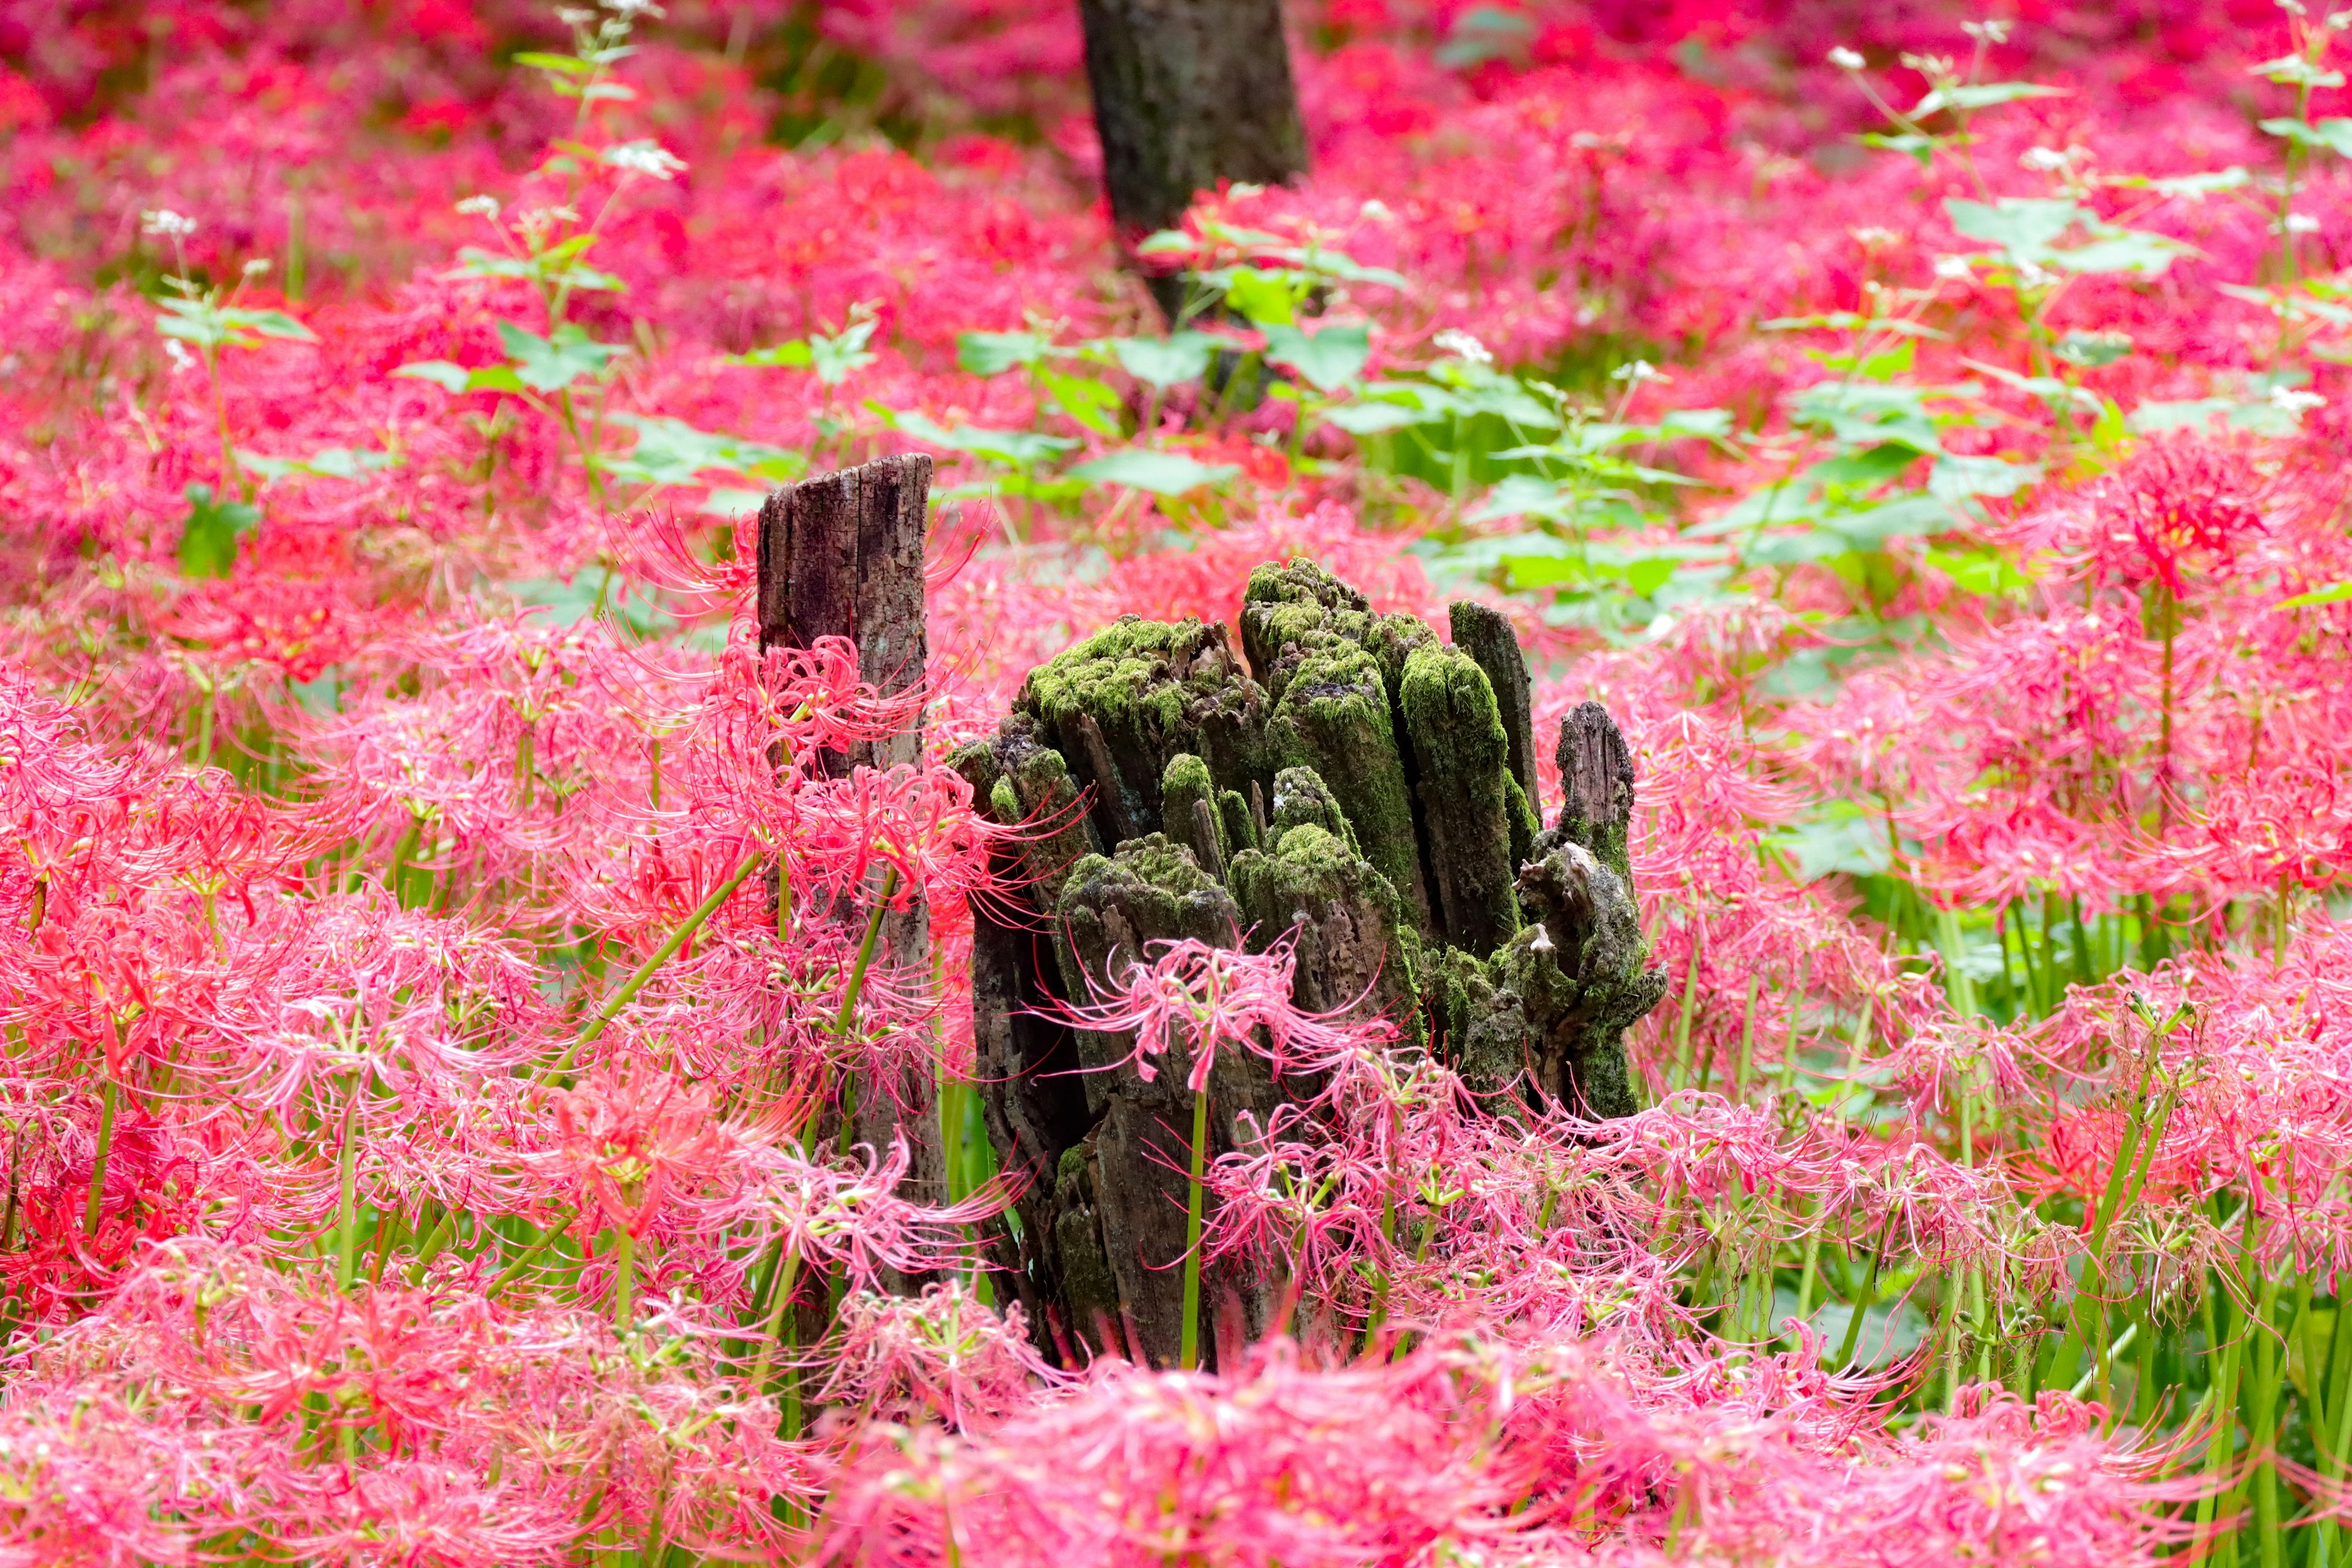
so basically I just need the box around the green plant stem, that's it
[335,1091,360,1291]
[546,848,762,1082]
[1672,933,1703,1090]
[1180,1080,1210,1371]
[2196,1202,2260,1553]
[612,1226,635,1335]
[487,1207,578,1298]
[746,1245,804,1403]
[82,1077,118,1237]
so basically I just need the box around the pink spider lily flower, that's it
[1049,934,1384,1093]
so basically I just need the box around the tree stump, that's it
[952,560,1668,1368]
[757,454,941,1219]
[1077,0,1310,315]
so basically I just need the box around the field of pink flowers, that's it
[10,0,2352,1562]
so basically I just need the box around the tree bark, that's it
[756,454,942,1231]
[955,560,1667,1371]
[1077,0,1309,310]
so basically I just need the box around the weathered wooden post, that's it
[1077,0,1310,314]
[756,454,941,1221]
[954,559,1668,1369]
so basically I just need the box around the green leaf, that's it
[2053,331,2134,369]
[607,413,803,488]
[1224,267,1301,327]
[881,408,1079,467]
[1110,331,1215,390]
[1912,81,2065,115]
[1823,492,1955,546]
[1066,450,1239,495]
[1036,367,1125,439]
[1860,132,1938,168]
[1261,320,1371,393]
[237,445,401,484]
[2260,117,2352,156]
[2251,53,2345,89]
[178,483,259,579]
[512,50,595,75]
[726,340,814,369]
[1323,400,1441,434]
[1945,197,2082,263]
[2126,397,2233,434]
[1928,454,2041,503]
[1926,547,2031,597]
[958,330,1050,377]
[495,320,624,393]
[392,360,473,393]
[2278,581,2352,608]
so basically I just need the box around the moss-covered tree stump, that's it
[951,560,1668,1368]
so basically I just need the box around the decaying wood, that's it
[756,454,941,1224]
[954,559,1667,1370]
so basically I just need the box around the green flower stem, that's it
[1179,1080,1210,1372]
[82,1077,118,1238]
[486,1207,577,1298]
[612,1226,635,1335]
[545,848,762,1082]
[335,1091,360,1291]
[746,1245,804,1409]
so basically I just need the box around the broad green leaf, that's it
[1036,367,1125,439]
[1912,81,2065,115]
[238,446,401,484]
[178,483,259,579]
[1261,320,1371,393]
[392,360,473,393]
[1224,267,1301,327]
[1926,547,2032,597]
[1066,450,1239,495]
[958,330,1050,377]
[608,413,802,487]
[2053,331,2134,369]
[809,318,880,386]
[513,50,595,75]
[1945,197,2082,263]
[2279,581,2352,608]
[1928,454,2042,503]
[2106,168,2250,197]
[1324,400,1441,434]
[726,340,815,369]
[1861,131,1938,168]
[496,320,624,393]
[1824,493,1955,546]
[1135,229,1196,258]
[2052,231,2190,276]
[883,408,1079,467]
[2251,53,2345,89]
[1110,331,1215,389]
[2260,117,2352,156]
[2126,397,2233,433]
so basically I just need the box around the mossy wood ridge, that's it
[952,559,1668,1371]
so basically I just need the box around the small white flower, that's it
[454,195,502,219]
[2271,385,2327,413]
[1850,225,1899,248]
[2016,258,2058,290]
[603,140,687,180]
[163,338,197,375]
[1433,328,1493,365]
[1963,18,2013,42]
[2283,212,2322,234]
[141,208,196,239]
[242,257,270,276]
[2019,145,2071,172]
[1933,253,1976,281]
[1357,198,1396,223]
[605,0,665,15]
[1828,45,1867,70]
[1610,358,1667,384]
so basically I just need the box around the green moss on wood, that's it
[1399,643,1520,957]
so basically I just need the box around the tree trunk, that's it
[756,454,942,1236]
[953,560,1668,1371]
[1077,0,1309,311]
